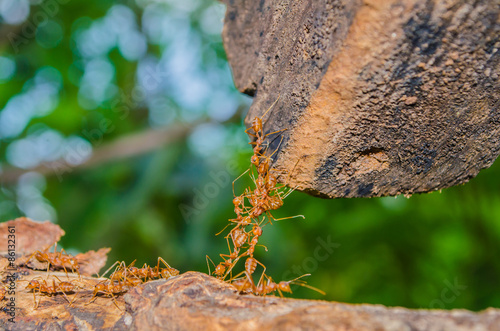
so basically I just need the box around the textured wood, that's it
[0,270,125,331]
[222,0,500,198]
[4,271,500,331]
[0,217,64,256]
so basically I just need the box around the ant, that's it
[212,95,314,299]
[25,276,81,309]
[27,242,81,279]
[207,246,242,280]
[103,257,179,283]
[85,280,127,310]
[232,274,325,297]
[144,257,180,280]
[254,274,325,297]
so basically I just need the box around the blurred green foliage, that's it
[0,0,499,311]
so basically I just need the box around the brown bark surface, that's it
[222,0,500,198]
[1,219,499,330]
[2,271,500,331]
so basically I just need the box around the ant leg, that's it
[244,128,258,138]
[85,290,100,306]
[272,214,305,222]
[108,292,123,311]
[206,255,216,275]
[290,280,326,295]
[111,261,127,281]
[156,257,176,278]
[31,288,38,309]
[232,169,250,198]
[157,257,173,270]
[256,243,268,252]
[59,247,80,279]
[99,260,121,279]
[259,95,281,123]
[60,290,73,307]
[261,129,287,148]
[221,254,242,281]
[254,260,267,289]
[35,290,41,309]
[68,292,79,306]
[215,222,233,236]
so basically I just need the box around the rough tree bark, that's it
[222,0,500,198]
[2,218,499,330]
[3,271,500,331]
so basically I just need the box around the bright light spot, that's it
[78,58,116,109]
[136,56,170,96]
[0,56,16,81]
[5,128,65,168]
[64,136,92,166]
[207,90,238,122]
[164,0,201,12]
[142,5,190,45]
[7,139,39,168]
[200,3,225,35]
[0,67,61,139]
[16,172,56,222]
[0,0,30,25]
[118,30,147,61]
[35,129,65,161]
[379,196,408,211]
[76,20,117,58]
[188,123,227,157]
[106,4,137,33]
[148,96,176,127]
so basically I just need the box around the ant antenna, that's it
[261,95,281,122]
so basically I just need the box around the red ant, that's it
[27,242,81,278]
[25,276,81,309]
[233,273,325,297]
[85,280,127,310]
[104,257,179,283]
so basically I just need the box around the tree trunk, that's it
[222,0,500,198]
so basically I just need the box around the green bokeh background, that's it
[0,0,499,311]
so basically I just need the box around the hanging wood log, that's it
[221,0,500,198]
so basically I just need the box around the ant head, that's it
[251,154,259,166]
[232,196,243,206]
[169,268,180,276]
[252,225,263,236]
[215,263,226,276]
[278,281,292,293]
[94,283,106,293]
[26,280,39,289]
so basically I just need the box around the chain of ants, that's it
[19,244,179,309]
[208,106,324,297]
[15,103,322,309]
